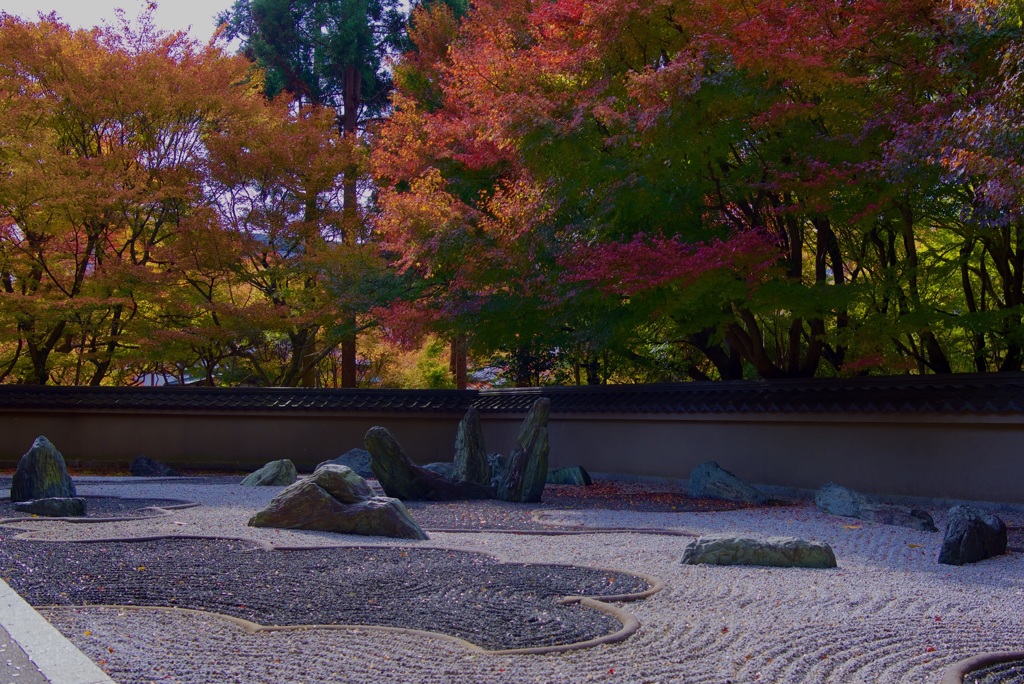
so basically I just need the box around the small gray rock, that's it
[240,459,298,487]
[422,462,457,480]
[13,497,87,517]
[10,436,76,503]
[859,503,937,532]
[547,465,592,486]
[688,461,767,505]
[681,534,837,568]
[815,482,863,518]
[816,482,937,532]
[488,453,508,490]
[130,456,180,477]
[938,505,1007,565]
[317,448,374,480]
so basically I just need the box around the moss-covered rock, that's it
[10,436,76,503]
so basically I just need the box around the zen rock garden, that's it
[246,398,573,538]
[4,425,1010,567]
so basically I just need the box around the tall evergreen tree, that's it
[217,0,408,386]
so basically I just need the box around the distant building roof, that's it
[0,374,1021,415]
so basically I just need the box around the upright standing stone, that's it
[10,437,76,503]
[496,398,550,503]
[938,505,1007,565]
[365,427,493,500]
[453,408,491,487]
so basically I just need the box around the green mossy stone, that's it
[681,534,837,569]
[10,436,75,503]
[240,459,298,487]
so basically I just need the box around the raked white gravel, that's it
[2,478,1023,683]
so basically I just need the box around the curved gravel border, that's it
[0,529,659,653]
[0,496,197,525]
[942,652,1024,684]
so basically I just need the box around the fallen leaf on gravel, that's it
[908,543,922,548]
[843,524,862,530]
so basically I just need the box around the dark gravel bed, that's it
[964,659,1024,684]
[0,497,191,520]
[406,480,762,531]
[0,529,649,651]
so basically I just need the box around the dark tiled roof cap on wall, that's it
[0,373,1022,415]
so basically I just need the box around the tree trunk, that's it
[338,65,363,388]
[449,333,468,389]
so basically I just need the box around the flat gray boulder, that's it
[454,408,491,487]
[938,505,1007,565]
[681,534,837,568]
[317,448,374,480]
[547,465,592,486]
[10,436,76,503]
[688,461,767,505]
[365,427,493,501]
[496,398,550,503]
[13,497,87,517]
[816,482,937,532]
[240,459,298,487]
[248,464,427,539]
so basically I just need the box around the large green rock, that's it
[496,398,550,503]
[10,436,76,503]
[453,408,491,487]
[681,534,837,569]
[248,464,427,540]
[240,459,298,487]
[365,427,493,501]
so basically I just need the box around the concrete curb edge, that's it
[0,578,116,684]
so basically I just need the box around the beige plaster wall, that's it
[480,413,1024,504]
[0,411,465,472]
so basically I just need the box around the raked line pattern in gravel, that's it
[2,480,1023,683]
